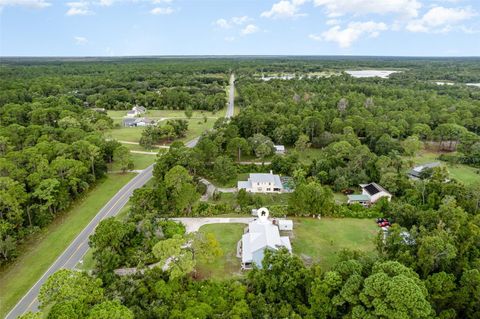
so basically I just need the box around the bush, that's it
[332,205,379,218]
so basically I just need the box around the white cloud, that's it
[152,0,172,3]
[215,18,231,29]
[150,6,173,14]
[406,6,476,32]
[261,0,307,19]
[97,0,114,6]
[240,24,259,35]
[74,36,88,45]
[66,2,93,15]
[214,16,250,29]
[0,0,51,8]
[232,16,249,25]
[326,18,340,25]
[224,36,235,42]
[310,21,388,48]
[313,0,421,18]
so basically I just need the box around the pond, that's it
[345,70,400,78]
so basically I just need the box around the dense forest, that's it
[1,57,480,319]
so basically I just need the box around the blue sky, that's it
[1,0,479,56]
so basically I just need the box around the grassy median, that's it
[0,173,135,318]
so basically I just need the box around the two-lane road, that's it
[5,165,154,318]
[226,73,235,119]
[6,74,236,318]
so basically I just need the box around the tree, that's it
[357,261,433,319]
[38,269,104,313]
[213,156,237,184]
[226,137,250,162]
[185,107,193,119]
[87,300,134,319]
[152,234,195,279]
[249,133,274,159]
[402,135,423,157]
[164,165,199,214]
[289,181,335,217]
[295,134,310,152]
[113,145,133,173]
[337,98,348,112]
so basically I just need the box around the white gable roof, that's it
[242,209,291,265]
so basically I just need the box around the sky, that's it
[0,0,479,56]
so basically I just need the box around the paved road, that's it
[7,75,236,318]
[5,166,154,319]
[226,73,235,119]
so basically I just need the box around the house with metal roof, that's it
[123,117,155,127]
[125,105,147,118]
[408,162,441,179]
[241,208,292,269]
[274,145,286,155]
[347,183,392,206]
[237,171,283,193]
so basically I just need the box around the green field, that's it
[214,192,291,207]
[106,118,218,145]
[194,218,378,278]
[0,173,135,317]
[291,218,379,269]
[411,150,480,186]
[196,223,245,279]
[297,147,324,164]
[107,109,223,120]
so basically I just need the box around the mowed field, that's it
[196,223,245,279]
[0,173,135,318]
[411,150,480,186]
[106,118,218,145]
[291,218,378,269]
[194,218,378,279]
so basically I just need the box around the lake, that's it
[346,70,400,78]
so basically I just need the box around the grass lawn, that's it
[106,126,144,143]
[297,147,323,164]
[0,173,135,317]
[107,109,222,119]
[106,118,217,145]
[292,218,379,269]
[410,150,480,186]
[177,118,218,143]
[333,192,348,204]
[196,223,245,279]
[214,192,291,207]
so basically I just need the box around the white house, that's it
[123,117,154,127]
[407,162,441,180]
[125,105,147,118]
[347,183,392,206]
[241,208,292,269]
[238,171,283,193]
[274,145,285,155]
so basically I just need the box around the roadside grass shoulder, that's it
[0,173,135,317]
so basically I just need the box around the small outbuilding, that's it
[277,219,293,231]
[274,145,286,155]
[408,162,441,179]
